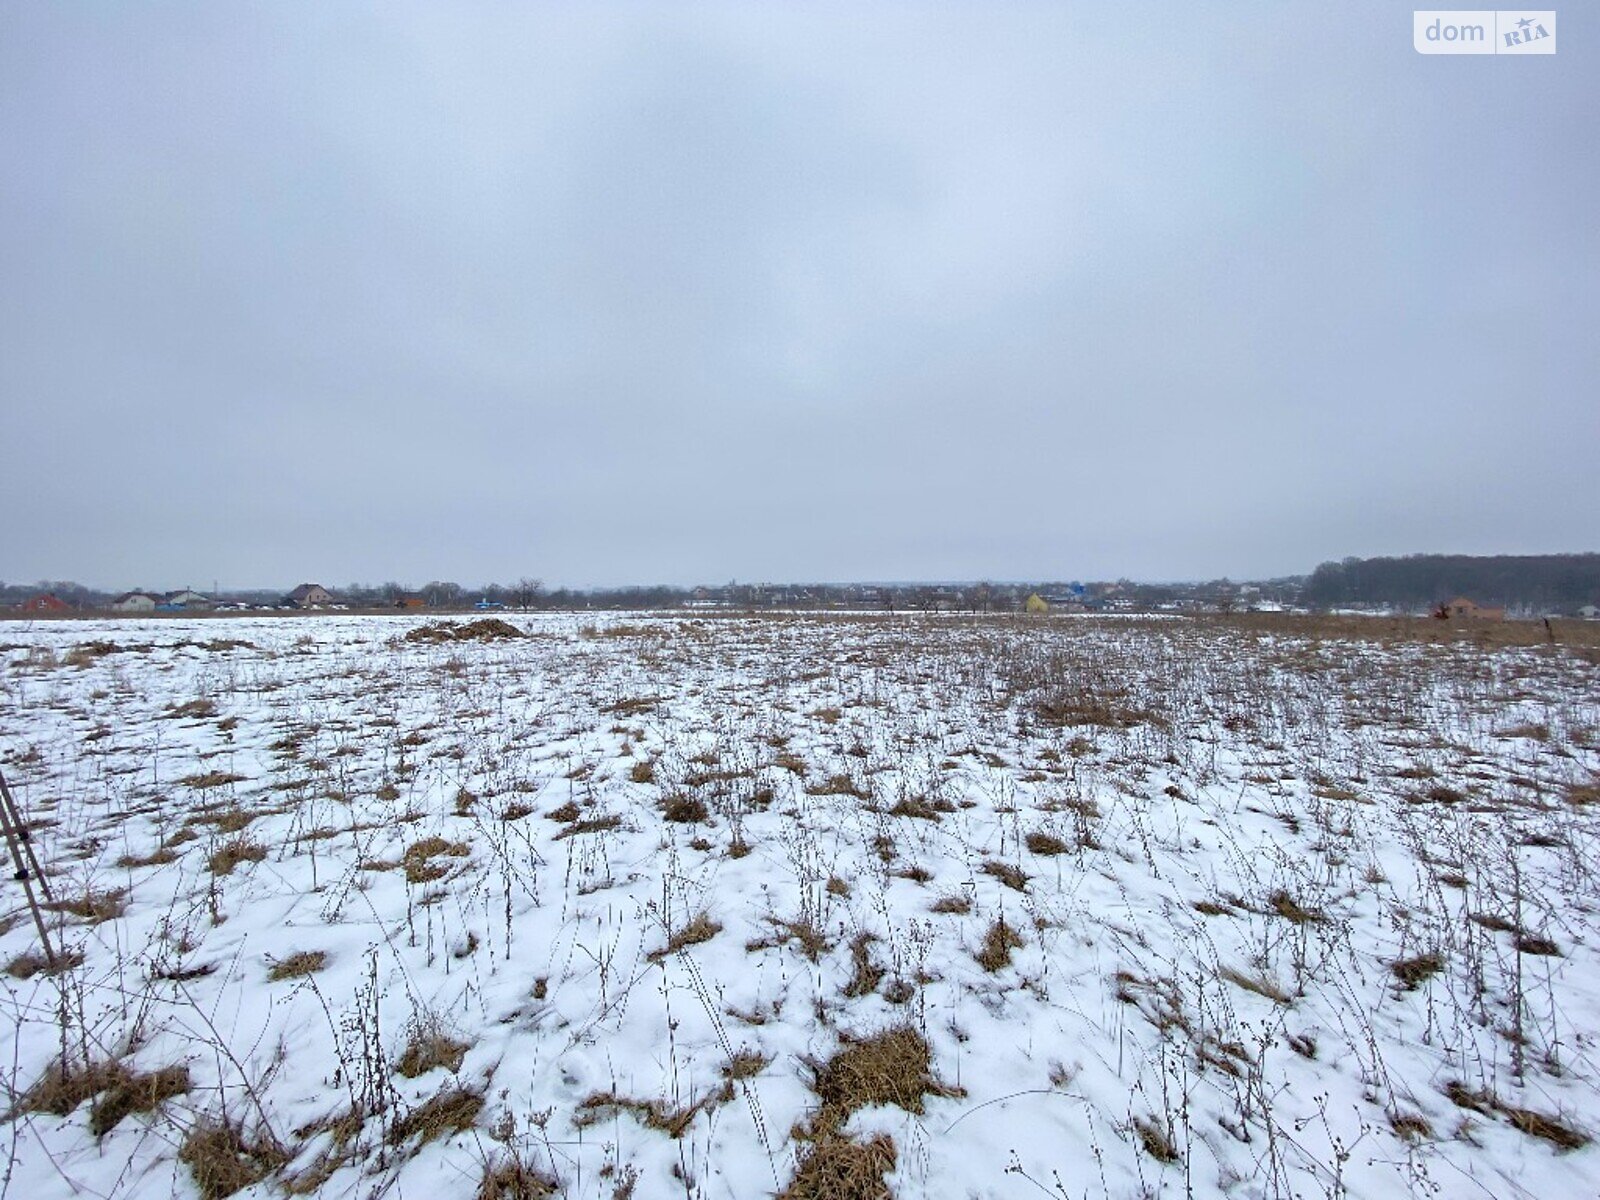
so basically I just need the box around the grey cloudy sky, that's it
[3,2,1595,590]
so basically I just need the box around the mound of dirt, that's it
[403,619,525,645]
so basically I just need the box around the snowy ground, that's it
[1,612,1598,1200]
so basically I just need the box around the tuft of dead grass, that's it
[1024,830,1071,856]
[1266,889,1322,925]
[1501,1103,1589,1151]
[1219,965,1292,1004]
[576,1089,716,1139]
[19,1058,122,1118]
[395,1023,471,1078]
[1515,933,1562,956]
[389,1086,484,1145]
[981,860,1030,892]
[1391,951,1444,990]
[180,1117,289,1200]
[45,888,127,924]
[1389,1111,1432,1141]
[89,1065,190,1136]
[180,770,248,790]
[648,912,722,961]
[165,699,219,720]
[779,1131,896,1200]
[1443,1083,1589,1150]
[267,950,328,982]
[843,933,886,998]
[401,836,470,884]
[659,794,710,823]
[805,1025,963,1138]
[477,1157,561,1199]
[209,837,268,876]
[975,919,1024,972]
[6,948,84,978]
[552,814,624,840]
[117,844,179,869]
[1133,1116,1179,1162]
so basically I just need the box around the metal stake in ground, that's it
[0,765,57,968]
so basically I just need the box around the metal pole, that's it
[0,766,57,968]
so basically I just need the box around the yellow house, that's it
[1024,593,1050,615]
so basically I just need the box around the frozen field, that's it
[1,612,1598,1200]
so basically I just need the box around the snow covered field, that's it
[1,612,1598,1200]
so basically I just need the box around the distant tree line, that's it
[1304,554,1600,612]
[4,574,1313,614]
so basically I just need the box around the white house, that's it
[111,591,159,612]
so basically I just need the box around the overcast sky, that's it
[2,2,1594,590]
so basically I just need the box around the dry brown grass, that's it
[116,844,179,869]
[267,950,328,982]
[1266,889,1322,925]
[1133,1116,1179,1162]
[722,1048,770,1082]
[929,893,972,915]
[1391,951,1444,991]
[747,915,832,961]
[577,1089,718,1139]
[6,948,84,978]
[44,888,127,924]
[1219,965,1292,1004]
[209,837,267,876]
[648,912,722,961]
[165,698,219,720]
[180,770,248,790]
[805,773,868,799]
[659,794,710,823]
[180,1117,289,1200]
[1516,933,1563,956]
[1500,1103,1589,1150]
[395,1025,471,1078]
[804,1026,963,1138]
[89,1065,190,1136]
[779,1131,897,1200]
[1443,1082,1589,1149]
[1389,1111,1433,1141]
[19,1058,122,1118]
[405,618,524,644]
[1566,780,1600,807]
[981,860,1030,892]
[552,814,624,840]
[477,1157,561,1199]
[282,1109,363,1195]
[975,918,1024,972]
[389,1086,484,1145]
[1033,680,1160,730]
[401,836,470,883]
[888,796,947,821]
[599,695,661,717]
[1024,830,1071,856]
[843,933,886,998]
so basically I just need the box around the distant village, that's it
[5,573,1596,619]
[6,577,1310,616]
